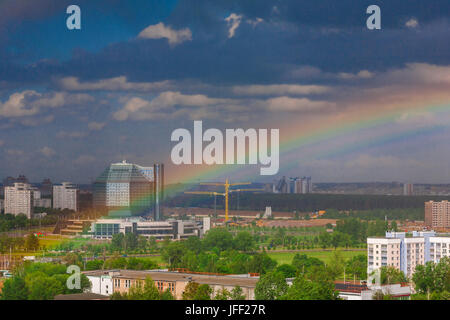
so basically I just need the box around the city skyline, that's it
[1,1,450,184]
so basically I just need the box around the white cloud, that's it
[0,90,41,118]
[261,96,335,112]
[232,84,330,96]
[0,90,93,119]
[59,76,172,92]
[405,18,419,28]
[381,63,450,85]
[113,92,229,121]
[225,13,242,38]
[137,22,192,45]
[88,122,106,131]
[113,89,336,121]
[40,146,56,157]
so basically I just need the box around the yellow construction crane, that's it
[185,179,263,221]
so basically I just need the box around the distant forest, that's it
[165,193,448,215]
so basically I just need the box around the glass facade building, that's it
[93,161,164,219]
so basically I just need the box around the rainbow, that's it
[110,98,450,216]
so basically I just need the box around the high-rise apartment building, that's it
[4,183,34,218]
[403,183,414,196]
[367,231,449,277]
[53,182,78,211]
[275,176,312,194]
[425,200,450,230]
[93,161,164,220]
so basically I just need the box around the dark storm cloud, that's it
[1,0,449,88]
[168,0,450,28]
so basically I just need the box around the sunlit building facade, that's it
[4,183,34,218]
[93,161,164,219]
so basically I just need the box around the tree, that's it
[379,266,407,285]
[292,254,324,274]
[390,221,398,232]
[246,252,277,274]
[254,271,288,300]
[318,232,332,249]
[25,233,39,251]
[111,291,127,300]
[233,231,255,252]
[203,228,234,251]
[148,236,158,253]
[326,250,345,280]
[0,276,28,300]
[194,284,213,300]
[230,286,246,300]
[127,277,160,300]
[111,233,124,251]
[282,274,339,300]
[137,236,148,252]
[161,288,175,300]
[182,281,200,300]
[185,236,202,254]
[162,241,186,268]
[412,257,450,299]
[124,232,138,251]
[276,264,297,278]
[214,288,231,300]
[27,275,65,300]
[63,252,82,267]
[345,255,367,280]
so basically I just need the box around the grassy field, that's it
[267,249,366,265]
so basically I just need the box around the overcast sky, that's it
[0,0,450,184]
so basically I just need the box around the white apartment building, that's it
[367,237,401,273]
[53,182,78,211]
[84,270,114,296]
[4,183,34,218]
[367,231,449,278]
[404,237,425,276]
[429,237,450,263]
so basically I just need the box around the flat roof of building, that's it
[54,293,110,300]
[84,269,260,288]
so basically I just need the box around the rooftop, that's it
[54,293,110,300]
[83,269,260,288]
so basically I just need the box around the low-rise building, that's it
[90,217,211,240]
[84,269,258,300]
[336,281,411,300]
[84,270,114,296]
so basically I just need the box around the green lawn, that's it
[267,249,366,265]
